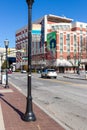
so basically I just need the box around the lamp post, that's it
[0,54,2,84]
[0,53,3,84]
[22,0,36,121]
[4,39,9,88]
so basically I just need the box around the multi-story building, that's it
[15,24,41,69]
[15,14,87,73]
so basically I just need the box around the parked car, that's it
[8,69,12,74]
[37,69,42,73]
[2,69,12,74]
[21,70,27,73]
[41,68,57,78]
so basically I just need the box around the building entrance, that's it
[59,67,64,73]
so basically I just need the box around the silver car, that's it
[41,69,57,78]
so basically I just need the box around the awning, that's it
[56,59,73,67]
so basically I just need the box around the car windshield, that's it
[47,69,55,72]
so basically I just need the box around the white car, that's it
[21,70,27,73]
[41,69,57,78]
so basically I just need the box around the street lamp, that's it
[4,39,9,88]
[22,0,36,121]
[0,53,3,84]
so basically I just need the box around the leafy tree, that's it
[2,60,9,69]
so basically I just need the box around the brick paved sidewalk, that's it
[0,84,65,130]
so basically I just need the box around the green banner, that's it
[47,32,56,59]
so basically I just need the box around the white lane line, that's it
[0,103,5,130]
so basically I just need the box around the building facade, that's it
[15,14,87,73]
[15,24,41,70]
[0,47,16,72]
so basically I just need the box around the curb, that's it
[63,75,87,80]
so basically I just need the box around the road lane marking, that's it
[34,76,87,87]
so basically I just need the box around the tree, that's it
[1,60,9,70]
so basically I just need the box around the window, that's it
[86,25,87,30]
[80,35,83,52]
[66,34,70,53]
[80,24,83,29]
[74,35,77,53]
[80,24,83,34]
[66,34,70,40]
[60,33,63,53]
[86,26,87,34]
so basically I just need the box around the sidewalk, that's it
[56,72,87,80]
[63,73,87,80]
[0,83,65,130]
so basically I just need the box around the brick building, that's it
[15,14,87,73]
[15,24,41,70]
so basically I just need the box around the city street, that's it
[9,72,87,130]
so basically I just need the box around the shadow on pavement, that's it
[0,95,24,119]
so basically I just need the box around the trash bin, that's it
[2,74,6,84]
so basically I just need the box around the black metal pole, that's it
[5,46,9,88]
[0,54,3,84]
[22,0,36,121]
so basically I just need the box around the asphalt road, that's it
[9,72,87,130]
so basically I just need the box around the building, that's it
[0,47,16,71]
[15,24,41,70]
[15,14,87,73]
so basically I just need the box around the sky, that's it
[0,0,87,48]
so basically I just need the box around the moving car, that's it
[21,70,27,73]
[41,68,57,78]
